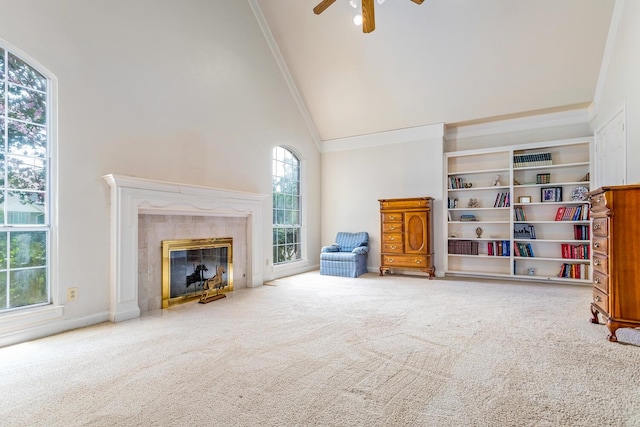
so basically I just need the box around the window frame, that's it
[0,42,56,314]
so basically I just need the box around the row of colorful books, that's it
[558,263,589,279]
[494,192,510,207]
[514,242,535,257]
[555,204,590,221]
[448,177,467,189]
[513,152,553,168]
[487,240,510,256]
[561,243,590,260]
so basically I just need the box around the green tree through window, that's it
[272,147,301,264]
[0,47,50,310]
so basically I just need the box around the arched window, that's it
[0,47,50,311]
[272,146,301,265]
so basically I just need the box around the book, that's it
[555,207,566,221]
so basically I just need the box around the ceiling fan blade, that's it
[313,0,337,15]
[362,0,375,33]
[410,0,425,4]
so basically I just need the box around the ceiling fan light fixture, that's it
[353,14,363,26]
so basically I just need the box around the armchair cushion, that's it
[334,232,369,252]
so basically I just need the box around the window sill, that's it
[0,304,64,336]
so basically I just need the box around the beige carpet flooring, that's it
[1,271,639,426]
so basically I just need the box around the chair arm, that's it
[352,246,369,255]
[321,244,340,253]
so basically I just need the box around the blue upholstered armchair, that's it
[320,232,369,277]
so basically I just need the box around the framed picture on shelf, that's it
[541,187,562,202]
[518,196,531,203]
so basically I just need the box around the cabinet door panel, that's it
[405,212,427,254]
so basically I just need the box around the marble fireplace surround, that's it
[104,174,268,322]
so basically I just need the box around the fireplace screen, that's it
[161,237,233,308]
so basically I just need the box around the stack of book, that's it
[513,206,527,221]
[448,240,479,255]
[487,240,510,256]
[514,242,535,257]
[513,152,553,168]
[493,192,510,207]
[460,214,477,222]
[558,263,589,279]
[554,204,590,221]
[574,224,590,240]
[514,223,536,239]
[561,243,590,259]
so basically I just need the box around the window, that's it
[0,47,50,311]
[272,146,301,265]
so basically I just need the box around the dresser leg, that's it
[589,304,600,324]
[606,320,619,342]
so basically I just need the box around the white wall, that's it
[0,0,320,346]
[320,125,445,276]
[591,0,640,183]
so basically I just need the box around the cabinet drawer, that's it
[592,288,609,314]
[593,270,609,294]
[592,218,608,237]
[383,223,403,233]
[589,192,608,212]
[382,213,403,222]
[382,255,429,268]
[382,243,403,253]
[592,235,608,255]
[593,253,608,275]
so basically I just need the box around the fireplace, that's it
[103,175,268,322]
[162,237,233,307]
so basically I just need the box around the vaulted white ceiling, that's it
[253,0,615,142]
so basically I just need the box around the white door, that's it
[594,109,626,187]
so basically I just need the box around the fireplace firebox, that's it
[162,238,233,307]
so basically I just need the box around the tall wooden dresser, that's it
[588,184,640,342]
[379,197,435,278]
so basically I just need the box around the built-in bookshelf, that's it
[444,138,592,284]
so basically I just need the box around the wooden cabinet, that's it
[588,184,640,342]
[379,197,435,278]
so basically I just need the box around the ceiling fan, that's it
[313,0,424,33]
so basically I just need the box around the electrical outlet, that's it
[67,287,78,302]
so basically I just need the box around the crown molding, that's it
[321,123,445,153]
[247,0,322,152]
[444,108,590,141]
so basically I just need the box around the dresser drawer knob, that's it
[594,295,602,302]
[389,226,396,230]
[597,196,602,203]
[389,215,396,220]
[594,242,600,248]
[595,277,601,284]
[594,259,601,266]
[388,259,394,263]
[415,260,422,264]
[594,223,601,230]
[390,245,397,250]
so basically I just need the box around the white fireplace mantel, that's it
[103,174,268,322]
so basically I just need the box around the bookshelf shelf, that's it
[444,137,592,284]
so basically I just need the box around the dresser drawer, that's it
[382,243,403,253]
[382,254,429,268]
[382,233,402,243]
[593,253,608,275]
[380,198,430,210]
[592,288,609,314]
[383,222,403,233]
[382,213,403,222]
[593,270,609,293]
[592,235,608,255]
[592,218,608,237]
